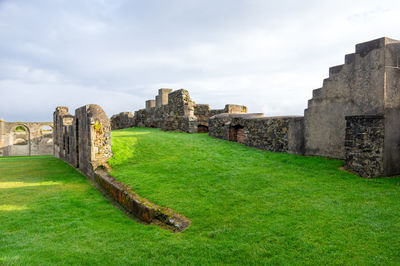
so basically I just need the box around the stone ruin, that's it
[209,114,304,154]
[0,120,53,157]
[2,37,398,180]
[53,105,113,176]
[53,104,189,231]
[110,88,248,133]
[111,38,400,178]
[109,37,400,178]
[207,37,400,178]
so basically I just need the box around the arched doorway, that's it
[11,125,30,156]
[39,125,53,155]
[198,124,209,133]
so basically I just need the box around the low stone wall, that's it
[345,115,385,177]
[209,113,304,154]
[53,104,190,231]
[94,170,190,231]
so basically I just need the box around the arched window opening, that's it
[15,126,26,132]
[13,125,29,145]
[41,125,53,136]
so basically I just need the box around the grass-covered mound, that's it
[109,127,400,264]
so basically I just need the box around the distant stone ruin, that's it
[110,88,248,133]
[0,120,53,156]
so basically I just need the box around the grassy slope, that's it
[108,127,400,265]
[1,128,400,264]
[0,156,183,265]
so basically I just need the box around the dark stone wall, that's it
[194,104,248,131]
[129,89,197,133]
[164,89,198,133]
[209,113,304,154]
[115,89,248,134]
[110,112,134,130]
[344,115,385,177]
[53,107,74,160]
[194,104,216,129]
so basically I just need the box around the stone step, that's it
[312,88,322,98]
[329,64,344,77]
[322,78,330,87]
[345,53,356,64]
[355,37,386,57]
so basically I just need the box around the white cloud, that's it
[0,0,400,121]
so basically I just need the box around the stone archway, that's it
[11,125,31,156]
[198,124,209,133]
[38,125,53,155]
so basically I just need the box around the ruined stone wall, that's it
[110,112,134,130]
[53,104,112,176]
[194,104,214,130]
[129,89,194,132]
[0,119,53,157]
[163,89,198,133]
[304,37,400,160]
[53,107,74,160]
[194,104,248,132]
[345,115,385,177]
[53,105,190,230]
[109,37,400,177]
[209,113,304,154]
[114,88,248,133]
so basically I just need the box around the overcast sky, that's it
[1,0,400,121]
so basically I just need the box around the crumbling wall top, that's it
[355,37,399,56]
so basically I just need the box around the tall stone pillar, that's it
[145,100,156,111]
[0,119,5,156]
[156,88,173,108]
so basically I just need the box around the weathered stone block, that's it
[345,115,384,177]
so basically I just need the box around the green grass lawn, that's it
[1,128,400,265]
